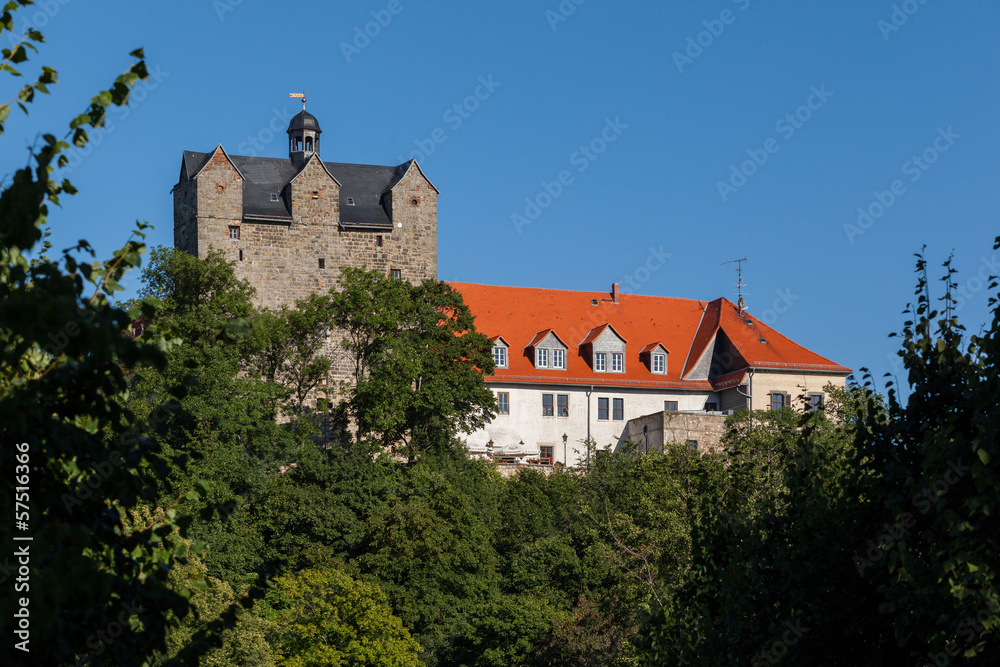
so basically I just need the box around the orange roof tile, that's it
[448,283,850,390]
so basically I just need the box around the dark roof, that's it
[288,110,322,133]
[179,151,412,227]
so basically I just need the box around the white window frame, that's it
[595,353,606,372]
[537,348,548,368]
[493,346,507,369]
[553,349,565,369]
[652,354,665,374]
[611,353,623,372]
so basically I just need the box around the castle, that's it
[173,108,850,466]
[172,107,438,310]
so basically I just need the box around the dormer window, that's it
[346,197,355,205]
[270,193,279,202]
[492,338,509,369]
[641,343,669,375]
[583,323,627,373]
[527,330,568,372]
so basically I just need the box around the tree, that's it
[331,267,496,459]
[0,7,200,664]
[265,567,423,667]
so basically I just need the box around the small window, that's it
[557,394,569,417]
[652,354,665,374]
[311,190,320,199]
[536,349,548,368]
[376,235,383,247]
[390,269,401,280]
[611,353,623,372]
[239,249,244,262]
[493,346,507,369]
[597,397,609,420]
[705,402,718,412]
[346,197,355,206]
[228,226,240,239]
[553,349,565,369]
[687,440,699,450]
[769,393,786,411]
[613,398,624,421]
[664,401,678,412]
[318,258,325,269]
[270,193,279,202]
[497,392,509,415]
[808,394,824,412]
[539,445,553,465]
[594,353,606,372]
[410,198,419,206]
[542,394,554,417]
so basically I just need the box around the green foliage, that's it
[265,567,423,667]
[331,267,497,458]
[358,454,502,664]
[0,10,200,664]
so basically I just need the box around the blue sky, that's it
[4,0,998,389]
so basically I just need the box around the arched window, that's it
[305,137,313,152]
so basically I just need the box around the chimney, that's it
[611,283,620,304]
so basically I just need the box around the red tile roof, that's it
[448,283,851,390]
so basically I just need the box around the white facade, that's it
[463,383,718,467]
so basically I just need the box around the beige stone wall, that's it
[179,154,439,312]
[749,371,846,412]
[624,411,727,454]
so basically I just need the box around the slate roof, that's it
[288,109,322,133]
[448,283,851,391]
[179,150,413,228]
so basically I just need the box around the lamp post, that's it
[562,433,568,467]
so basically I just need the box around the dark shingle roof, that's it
[179,151,412,227]
[288,110,321,133]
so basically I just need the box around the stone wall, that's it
[623,411,728,454]
[177,152,438,312]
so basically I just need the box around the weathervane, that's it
[722,257,748,313]
[290,92,306,110]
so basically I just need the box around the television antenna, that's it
[722,256,748,313]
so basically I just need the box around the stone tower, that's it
[172,107,438,311]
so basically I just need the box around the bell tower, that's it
[287,96,322,166]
